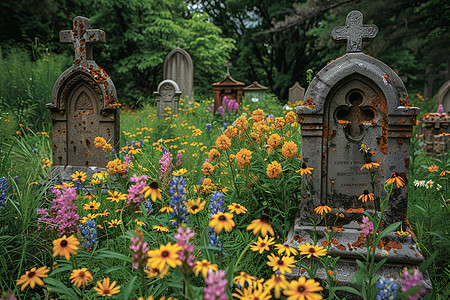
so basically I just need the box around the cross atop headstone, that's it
[224,61,232,76]
[60,16,106,65]
[177,39,180,48]
[331,10,378,53]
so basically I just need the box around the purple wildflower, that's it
[437,104,444,113]
[37,186,78,235]
[360,215,374,241]
[233,101,239,113]
[204,269,227,300]
[175,227,196,270]
[159,151,173,182]
[127,174,148,209]
[206,123,212,133]
[401,268,426,300]
[176,152,183,166]
[129,227,150,269]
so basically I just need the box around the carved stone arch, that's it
[55,70,104,110]
[163,47,194,100]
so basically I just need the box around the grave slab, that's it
[155,80,181,119]
[163,41,194,101]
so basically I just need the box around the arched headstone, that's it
[46,16,119,180]
[163,43,194,101]
[438,80,450,112]
[155,80,181,119]
[284,11,430,291]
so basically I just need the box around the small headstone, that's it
[416,64,445,99]
[438,80,450,112]
[288,82,305,106]
[46,16,119,181]
[163,42,194,101]
[285,10,430,292]
[155,80,181,119]
[212,62,245,112]
[244,81,268,102]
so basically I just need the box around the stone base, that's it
[51,165,110,194]
[284,225,432,299]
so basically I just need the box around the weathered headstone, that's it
[46,16,119,180]
[438,80,450,112]
[285,10,429,292]
[417,64,445,99]
[155,80,181,119]
[212,62,245,112]
[288,82,305,106]
[244,81,268,102]
[163,41,194,101]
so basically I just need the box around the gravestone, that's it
[46,16,119,181]
[288,82,305,106]
[212,62,245,112]
[438,80,450,112]
[417,64,445,99]
[244,81,268,102]
[163,41,194,101]
[155,80,181,119]
[284,10,429,293]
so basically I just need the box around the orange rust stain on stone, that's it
[336,244,346,250]
[404,158,410,169]
[380,118,388,155]
[397,119,404,125]
[414,253,419,257]
[346,208,364,213]
[347,243,353,251]
[332,227,344,231]
[331,239,338,245]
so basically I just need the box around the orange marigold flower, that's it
[285,111,296,124]
[267,133,282,149]
[94,137,106,148]
[225,126,238,138]
[236,148,252,168]
[215,135,231,150]
[252,109,265,122]
[428,164,439,172]
[202,162,215,176]
[250,132,261,144]
[282,141,298,159]
[275,117,286,129]
[235,115,249,132]
[208,148,220,161]
[266,161,282,178]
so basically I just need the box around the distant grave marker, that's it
[46,16,119,180]
[288,82,305,106]
[285,10,429,291]
[155,80,181,119]
[244,81,268,102]
[163,41,194,101]
[212,62,245,112]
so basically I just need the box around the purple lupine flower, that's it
[223,123,227,130]
[233,102,239,113]
[227,99,234,112]
[437,104,444,113]
[222,96,228,109]
[129,227,150,269]
[159,151,173,182]
[37,186,78,235]
[127,174,148,209]
[218,106,225,117]
[401,268,426,300]
[206,123,212,133]
[204,269,227,300]
[360,215,374,240]
[175,227,196,269]
[176,152,183,166]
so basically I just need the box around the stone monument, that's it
[46,16,119,181]
[417,64,445,99]
[163,41,194,101]
[244,81,268,102]
[285,10,429,293]
[212,62,245,112]
[288,82,305,106]
[155,80,181,119]
[438,80,450,112]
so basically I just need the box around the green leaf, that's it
[402,285,423,297]
[372,258,387,274]
[377,222,401,241]
[121,275,138,300]
[334,286,362,296]
[420,251,437,273]
[355,259,368,273]
[43,277,78,298]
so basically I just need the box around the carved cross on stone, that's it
[331,10,378,53]
[177,40,180,48]
[224,61,232,76]
[335,92,375,138]
[60,16,105,65]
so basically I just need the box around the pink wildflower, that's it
[127,174,148,209]
[360,215,374,240]
[175,227,196,269]
[129,227,150,269]
[159,151,173,182]
[401,268,426,300]
[204,269,227,300]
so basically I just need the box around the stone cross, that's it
[177,40,180,48]
[225,61,232,75]
[60,16,105,65]
[331,10,378,52]
[335,93,376,138]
